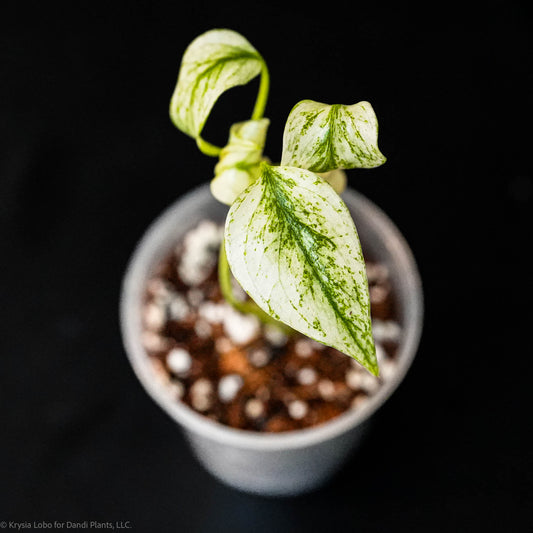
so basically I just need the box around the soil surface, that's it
[141,220,402,432]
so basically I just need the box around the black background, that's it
[1,2,532,532]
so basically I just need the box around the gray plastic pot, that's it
[120,184,423,497]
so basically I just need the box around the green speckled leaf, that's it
[225,163,378,374]
[170,29,263,139]
[211,118,269,205]
[281,100,386,172]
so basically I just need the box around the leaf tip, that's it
[367,361,380,377]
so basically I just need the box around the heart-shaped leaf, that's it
[170,29,264,140]
[281,100,386,172]
[225,163,378,375]
[211,118,269,205]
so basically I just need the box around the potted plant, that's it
[120,28,423,496]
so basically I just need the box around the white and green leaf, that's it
[281,100,386,172]
[170,29,264,140]
[211,118,269,205]
[225,163,378,375]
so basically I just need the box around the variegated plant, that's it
[170,29,386,375]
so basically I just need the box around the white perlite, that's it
[215,337,233,353]
[248,348,271,368]
[345,368,363,390]
[218,374,244,403]
[317,379,336,400]
[372,319,402,344]
[223,308,260,345]
[178,220,223,286]
[288,400,308,420]
[168,294,189,321]
[194,319,212,339]
[244,398,265,419]
[166,347,192,375]
[142,331,168,352]
[146,278,189,321]
[150,358,171,386]
[351,395,367,409]
[168,380,185,400]
[294,339,314,358]
[146,278,172,300]
[296,367,317,385]
[380,359,397,381]
[190,378,213,411]
[143,302,166,331]
[187,288,204,307]
[198,301,229,324]
[346,368,380,393]
[366,263,389,284]
[263,323,289,347]
[369,284,388,304]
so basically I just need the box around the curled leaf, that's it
[170,29,264,140]
[281,100,386,172]
[211,119,269,205]
[225,163,378,375]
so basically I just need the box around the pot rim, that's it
[120,184,424,450]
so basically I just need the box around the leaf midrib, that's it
[262,168,369,358]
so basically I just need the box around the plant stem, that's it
[196,136,222,157]
[218,238,293,334]
[251,60,270,121]
[196,60,269,158]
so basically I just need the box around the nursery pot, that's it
[120,184,423,497]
